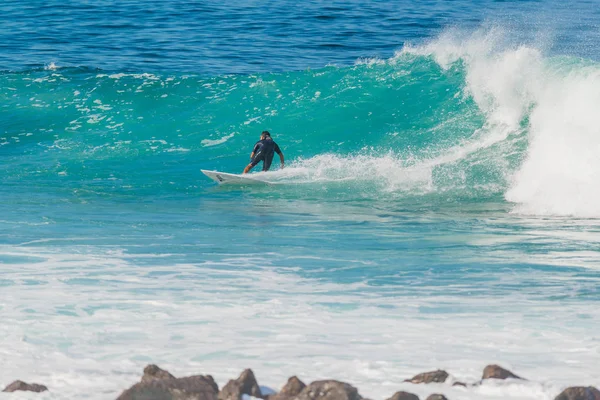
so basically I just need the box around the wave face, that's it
[2,28,600,216]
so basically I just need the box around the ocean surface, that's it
[1,1,600,399]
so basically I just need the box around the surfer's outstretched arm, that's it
[274,143,284,169]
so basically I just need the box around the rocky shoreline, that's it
[3,364,599,400]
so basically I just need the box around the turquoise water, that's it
[1,1,600,399]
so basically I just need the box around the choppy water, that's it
[1,1,600,399]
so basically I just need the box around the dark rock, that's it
[554,387,600,400]
[219,369,263,400]
[425,395,448,400]
[405,370,448,384]
[482,365,523,380]
[293,380,362,400]
[281,377,306,397]
[268,377,307,400]
[117,375,219,400]
[451,382,467,387]
[2,380,48,393]
[385,391,419,400]
[142,364,177,383]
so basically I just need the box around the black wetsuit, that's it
[250,138,282,171]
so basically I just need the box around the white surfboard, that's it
[201,169,271,185]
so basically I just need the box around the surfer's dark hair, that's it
[261,131,271,137]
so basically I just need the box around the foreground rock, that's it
[142,364,177,383]
[219,369,263,400]
[117,370,218,400]
[2,380,48,393]
[405,370,449,384]
[294,380,363,400]
[268,376,306,400]
[425,395,448,400]
[386,391,419,400]
[482,365,523,380]
[554,387,600,400]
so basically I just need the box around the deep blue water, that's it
[1,0,600,73]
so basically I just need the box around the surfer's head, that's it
[261,131,271,139]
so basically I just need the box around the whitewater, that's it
[2,3,600,399]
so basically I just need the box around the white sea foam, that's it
[201,132,236,147]
[280,153,434,192]
[0,243,599,399]
[44,62,59,71]
[106,72,160,81]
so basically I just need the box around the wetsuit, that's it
[250,138,282,171]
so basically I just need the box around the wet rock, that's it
[117,375,219,400]
[268,377,307,400]
[219,369,263,400]
[405,370,449,384]
[142,364,177,383]
[554,387,600,400]
[2,380,48,393]
[281,377,306,397]
[482,365,523,380]
[425,395,448,400]
[385,391,419,400]
[293,380,362,400]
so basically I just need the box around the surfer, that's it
[243,131,284,173]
